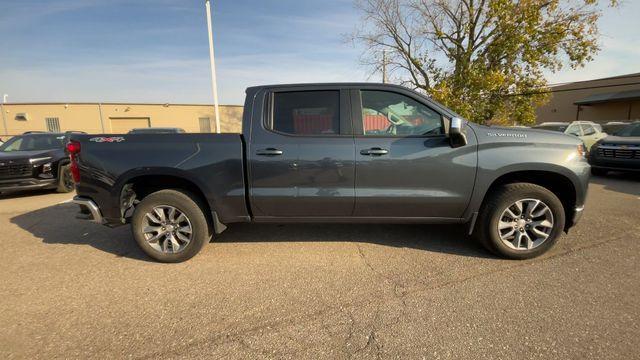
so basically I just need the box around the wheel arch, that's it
[477,170,577,232]
[116,169,224,233]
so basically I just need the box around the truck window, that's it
[272,91,340,135]
[361,90,443,136]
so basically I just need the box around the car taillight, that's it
[66,140,81,183]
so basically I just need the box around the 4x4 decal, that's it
[89,137,125,143]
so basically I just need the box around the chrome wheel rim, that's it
[497,198,554,251]
[63,168,74,190]
[142,205,193,254]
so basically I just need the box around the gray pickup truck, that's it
[69,83,590,262]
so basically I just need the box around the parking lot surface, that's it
[1,174,639,359]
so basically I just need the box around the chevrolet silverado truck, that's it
[0,132,79,194]
[70,83,590,262]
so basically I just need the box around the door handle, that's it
[360,148,389,156]
[256,148,283,156]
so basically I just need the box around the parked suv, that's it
[589,121,640,175]
[0,131,83,193]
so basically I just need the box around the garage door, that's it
[110,117,150,133]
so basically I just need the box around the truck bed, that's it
[70,133,248,225]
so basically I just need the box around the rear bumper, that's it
[0,178,57,192]
[72,196,104,224]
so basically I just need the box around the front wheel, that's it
[475,183,565,260]
[131,189,210,263]
[56,164,75,193]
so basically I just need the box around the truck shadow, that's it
[0,189,56,200]
[216,222,494,259]
[11,203,495,261]
[10,203,153,262]
[590,172,640,197]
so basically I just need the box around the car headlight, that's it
[42,162,52,173]
[577,144,587,158]
[29,156,52,164]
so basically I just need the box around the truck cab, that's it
[244,84,476,220]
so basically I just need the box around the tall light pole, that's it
[1,94,7,136]
[205,0,221,134]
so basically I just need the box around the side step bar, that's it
[72,196,104,224]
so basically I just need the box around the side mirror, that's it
[449,117,467,148]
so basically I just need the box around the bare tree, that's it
[352,0,617,124]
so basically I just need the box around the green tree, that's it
[352,0,618,125]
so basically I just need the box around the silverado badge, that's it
[89,137,125,143]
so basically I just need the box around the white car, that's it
[534,121,607,150]
[564,121,608,150]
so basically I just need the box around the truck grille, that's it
[0,163,33,179]
[597,146,640,159]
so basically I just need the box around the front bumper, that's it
[72,196,104,224]
[589,153,640,172]
[569,205,584,228]
[0,177,57,192]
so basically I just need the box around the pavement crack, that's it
[138,232,634,359]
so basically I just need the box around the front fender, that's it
[464,142,590,220]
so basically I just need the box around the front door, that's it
[249,89,356,218]
[352,89,476,218]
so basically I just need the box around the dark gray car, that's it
[589,121,640,174]
[69,83,590,262]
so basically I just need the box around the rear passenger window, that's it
[272,91,340,135]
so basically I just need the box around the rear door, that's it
[352,88,476,218]
[248,88,356,218]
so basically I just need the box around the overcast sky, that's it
[1,0,638,105]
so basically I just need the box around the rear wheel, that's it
[56,164,75,193]
[475,183,565,259]
[131,189,210,263]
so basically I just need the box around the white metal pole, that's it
[205,0,221,134]
[1,94,8,136]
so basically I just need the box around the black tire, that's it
[131,189,210,263]
[56,164,75,193]
[475,183,565,260]
[591,167,608,176]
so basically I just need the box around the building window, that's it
[45,117,60,132]
[199,117,211,133]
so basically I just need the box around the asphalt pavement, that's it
[1,173,639,359]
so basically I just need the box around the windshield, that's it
[602,124,627,134]
[0,134,66,152]
[613,122,640,137]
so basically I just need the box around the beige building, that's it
[0,102,243,142]
[536,73,640,124]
